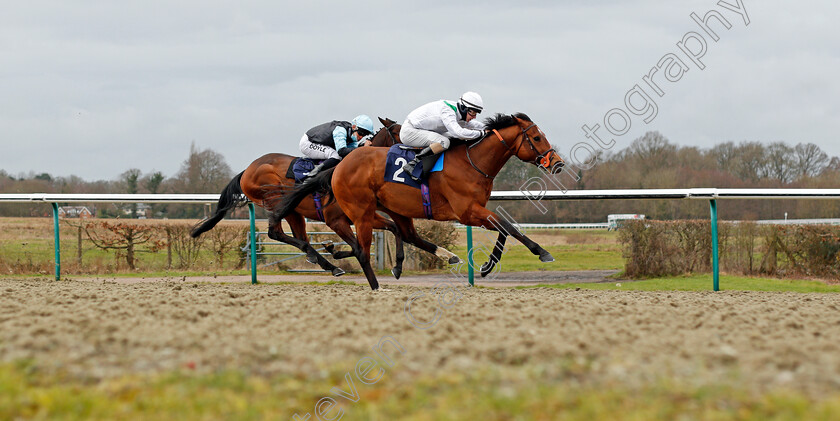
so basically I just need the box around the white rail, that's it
[490,188,840,201]
[4,188,840,204]
[3,189,840,290]
[0,193,220,203]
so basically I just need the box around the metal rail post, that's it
[375,231,385,271]
[709,199,720,291]
[248,203,257,284]
[51,203,60,281]
[467,226,474,286]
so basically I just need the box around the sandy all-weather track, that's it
[3,276,840,399]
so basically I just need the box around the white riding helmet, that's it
[459,91,484,113]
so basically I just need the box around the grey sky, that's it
[1,1,838,180]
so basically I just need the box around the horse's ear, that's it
[378,117,389,126]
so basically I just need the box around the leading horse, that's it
[190,117,407,278]
[274,113,566,290]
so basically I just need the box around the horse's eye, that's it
[534,136,542,142]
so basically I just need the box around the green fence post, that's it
[248,203,257,284]
[467,226,474,286]
[709,199,720,291]
[51,202,61,281]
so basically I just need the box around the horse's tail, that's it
[190,171,247,238]
[272,168,336,219]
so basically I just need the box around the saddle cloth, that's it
[384,145,444,189]
[287,157,324,183]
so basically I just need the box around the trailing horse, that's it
[190,117,407,278]
[273,113,566,290]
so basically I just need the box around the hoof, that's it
[373,287,392,292]
[331,267,346,277]
[448,256,463,265]
[539,252,555,263]
[391,267,402,279]
[480,261,494,276]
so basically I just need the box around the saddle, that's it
[286,157,324,183]
[395,145,442,179]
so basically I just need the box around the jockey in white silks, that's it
[399,91,487,181]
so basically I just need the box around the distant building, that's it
[58,206,94,219]
[122,203,151,219]
[607,214,645,231]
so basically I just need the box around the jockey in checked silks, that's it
[400,91,487,181]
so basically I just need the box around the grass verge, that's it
[525,274,840,293]
[3,361,840,420]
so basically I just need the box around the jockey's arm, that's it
[440,106,483,140]
[333,126,356,157]
[465,119,485,130]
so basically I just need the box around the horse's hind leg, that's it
[266,212,345,276]
[324,215,405,280]
[385,212,461,265]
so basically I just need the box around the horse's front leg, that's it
[372,214,405,280]
[479,232,508,277]
[463,204,554,266]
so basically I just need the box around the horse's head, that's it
[368,117,402,147]
[509,113,564,174]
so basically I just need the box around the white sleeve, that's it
[465,119,485,130]
[440,106,483,140]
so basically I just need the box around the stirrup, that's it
[402,161,420,182]
[305,163,326,179]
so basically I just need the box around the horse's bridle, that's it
[467,122,559,178]
[517,123,559,170]
[382,121,399,147]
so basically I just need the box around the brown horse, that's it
[191,117,407,278]
[274,113,566,290]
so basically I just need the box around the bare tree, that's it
[732,142,767,182]
[764,142,795,183]
[708,141,737,171]
[822,157,840,176]
[794,142,829,179]
[626,131,676,175]
[175,142,233,193]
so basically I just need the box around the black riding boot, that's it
[306,157,340,180]
[402,147,436,182]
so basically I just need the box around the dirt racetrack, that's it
[3,274,840,404]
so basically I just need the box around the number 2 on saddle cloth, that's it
[384,145,444,219]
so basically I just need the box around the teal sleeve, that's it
[333,127,355,150]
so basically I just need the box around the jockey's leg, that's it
[299,134,342,179]
[306,157,340,179]
[399,123,449,182]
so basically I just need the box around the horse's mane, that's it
[483,113,531,131]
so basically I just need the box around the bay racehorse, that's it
[190,117,407,278]
[273,113,565,290]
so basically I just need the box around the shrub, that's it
[398,220,459,270]
[619,220,840,279]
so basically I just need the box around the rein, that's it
[381,121,399,147]
[466,122,557,178]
